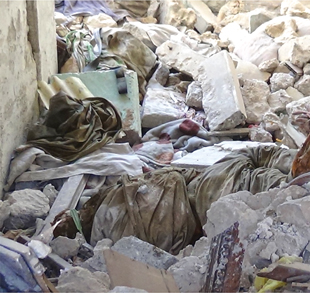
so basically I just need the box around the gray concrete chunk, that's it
[111,236,178,270]
[199,50,247,130]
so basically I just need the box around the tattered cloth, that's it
[54,145,297,255]
[26,92,122,162]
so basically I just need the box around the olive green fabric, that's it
[192,145,297,226]
[86,168,199,255]
[27,91,122,162]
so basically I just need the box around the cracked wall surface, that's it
[0,0,57,198]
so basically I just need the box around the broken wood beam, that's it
[37,174,89,235]
[201,222,244,292]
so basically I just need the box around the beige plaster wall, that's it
[0,0,57,198]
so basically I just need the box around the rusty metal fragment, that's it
[201,222,244,293]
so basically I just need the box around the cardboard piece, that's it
[103,249,180,292]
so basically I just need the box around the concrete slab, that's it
[171,141,279,170]
[52,70,141,144]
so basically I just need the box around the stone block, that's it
[249,126,273,143]
[278,35,310,68]
[259,58,280,73]
[286,96,310,125]
[270,73,295,93]
[285,86,304,101]
[56,267,110,293]
[199,50,246,130]
[4,189,49,230]
[249,10,272,33]
[268,89,293,112]
[191,236,209,258]
[50,234,84,259]
[185,81,203,109]
[111,236,178,270]
[168,256,206,293]
[185,0,218,33]
[141,87,187,128]
[240,79,270,124]
[277,195,310,227]
[236,60,271,82]
[52,70,141,144]
[294,74,310,96]
[156,40,207,80]
[262,112,281,132]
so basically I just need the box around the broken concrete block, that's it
[168,256,206,293]
[262,112,281,132]
[259,241,277,260]
[158,0,196,29]
[249,126,273,143]
[285,86,304,101]
[141,87,187,128]
[191,236,209,258]
[274,62,291,74]
[281,0,310,19]
[4,189,49,230]
[265,18,298,42]
[156,40,207,80]
[268,89,293,112]
[278,36,310,68]
[205,196,260,240]
[81,239,112,273]
[185,0,219,33]
[50,233,85,259]
[52,69,141,144]
[249,10,272,33]
[148,62,170,87]
[200,50,246,130]
[259,58,280,73]
[111,236,178,270]
[236,59,271,82]
[56,267,110,292]
[303,63,310,75]
[270,73,295,93]
[277,195,310,227]
[185,81,203,109]
[43,184,58,207]
[294,74,310,96]
[286,96,310,118]
[240,79,271,124]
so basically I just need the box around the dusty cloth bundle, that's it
[27,91,122,161]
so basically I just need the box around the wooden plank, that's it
[103,249,180,292]
[38,174,89,235]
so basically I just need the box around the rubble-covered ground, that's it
[4,0,310,292]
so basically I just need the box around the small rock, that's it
[249,10,272,33]
[259,58,280,73]
[111,236,178,270]
[268,89,293,112]
[236,59,271,82]
[262,112,281,132]
[270,73,295,93]
[259,242,277,260]
[50,233,85,259]
[249,126,273,143]
[303,63,310,75]
[43,184,58,207]
[294,74,310,96]
[168,256,206,293]
[240,79,271,124]
[56,267,110,292]
[4,189,49,230]
[285,86,304,101]
[81,239,112,273]
[186,81,203,109]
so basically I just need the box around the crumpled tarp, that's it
[26,91,122,162]
[63,145,296,254]
[4,143,143,191]
[191,145,296,225]
[81,167,199,255]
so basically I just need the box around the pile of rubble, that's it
[3,0,310,292]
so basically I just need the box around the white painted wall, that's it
[0,0,57,198]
